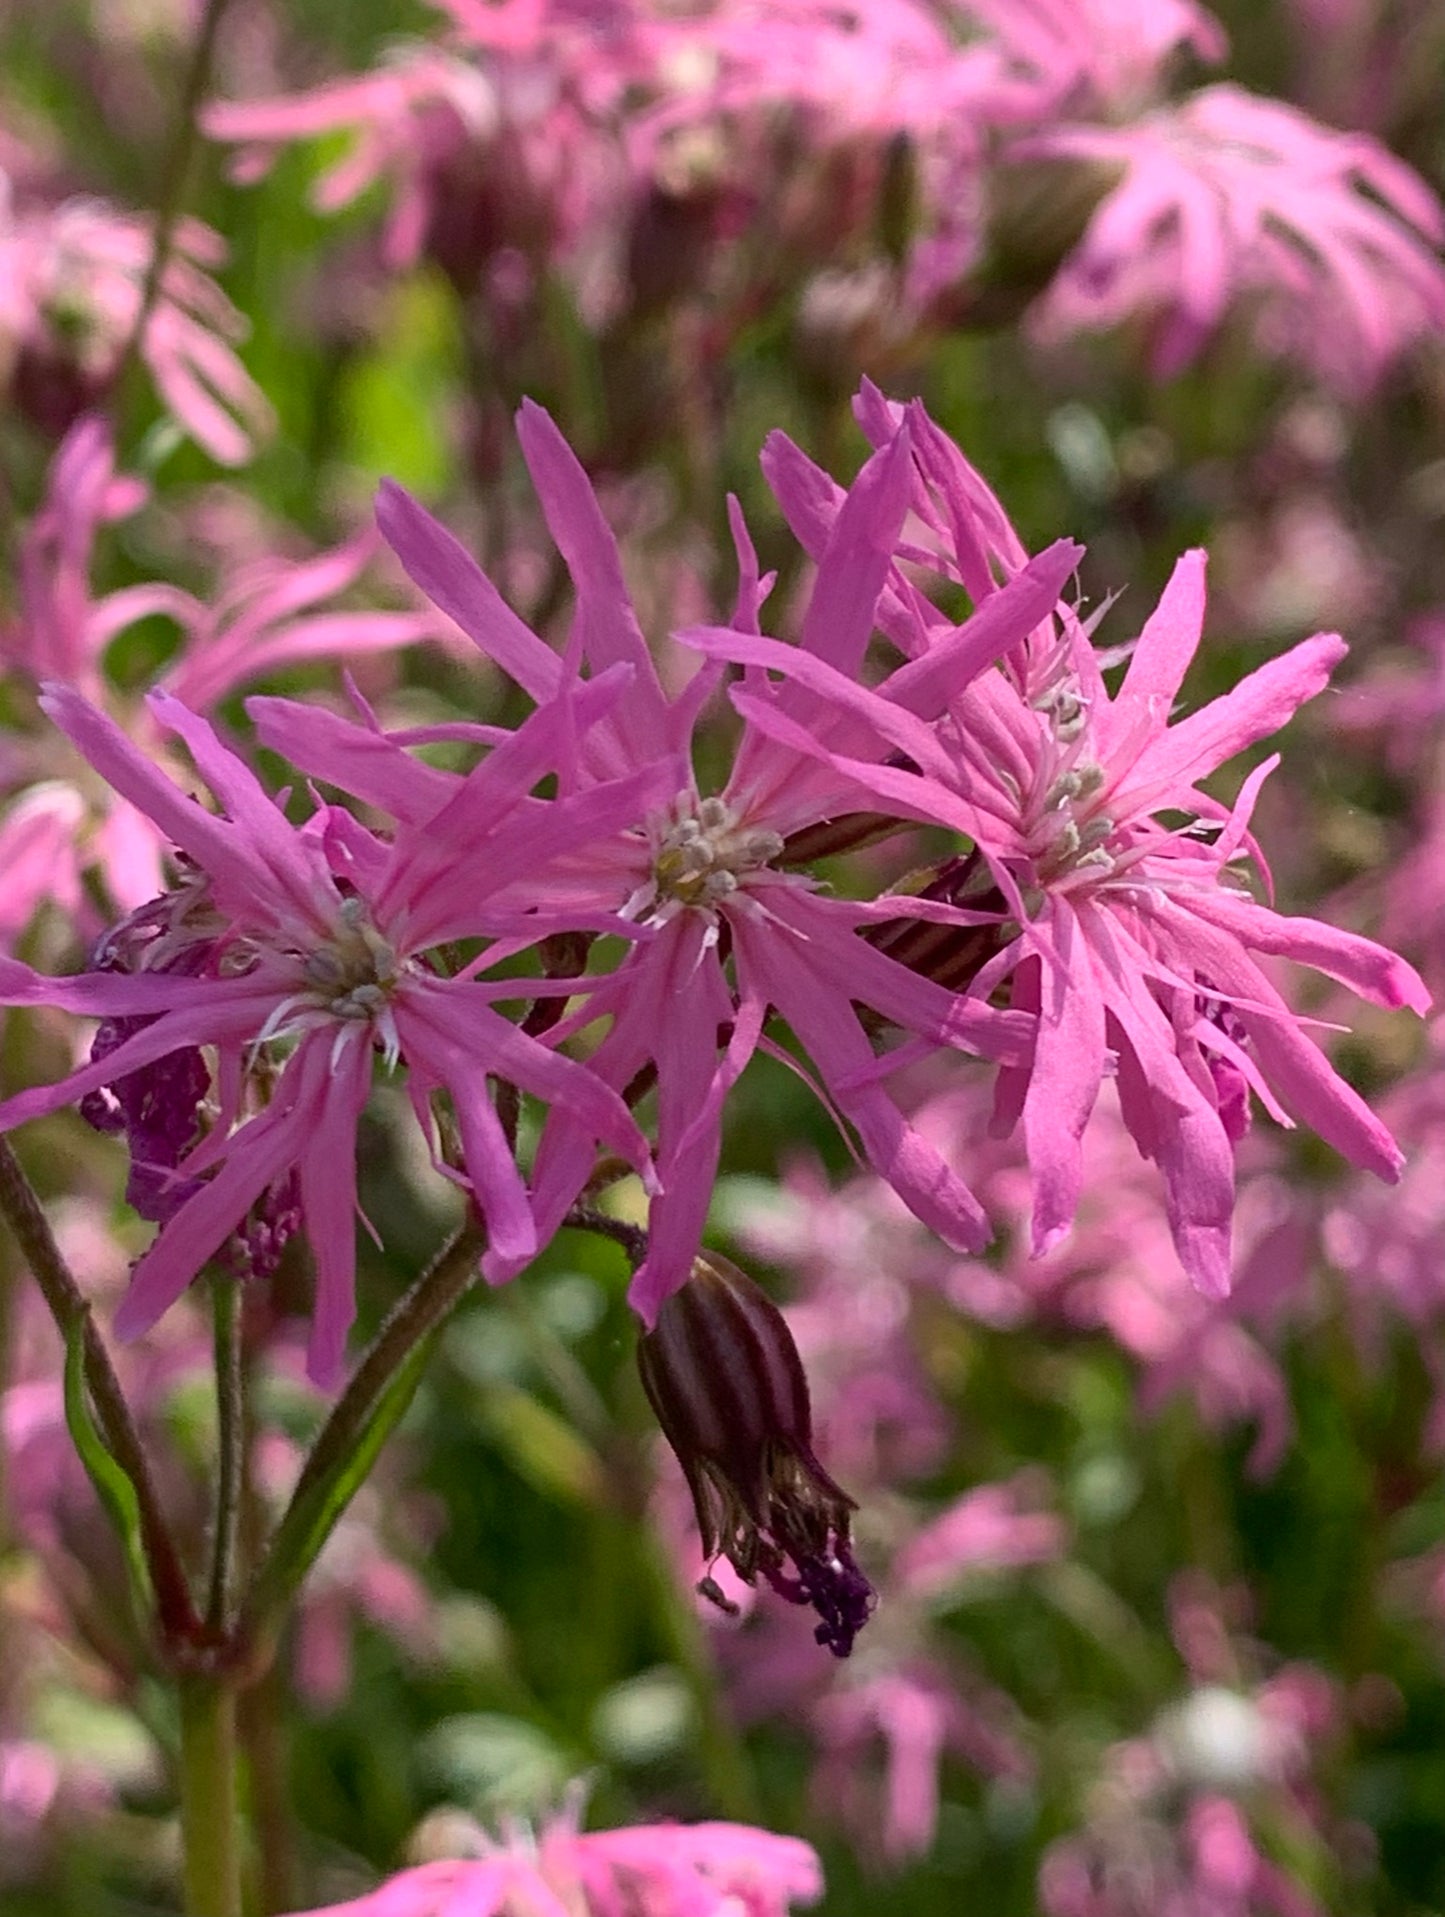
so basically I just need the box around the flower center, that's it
[1025,679,1119,891]
[651,794,784,911]
[299,897,401,1021]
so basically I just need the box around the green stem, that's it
[115,0,238,412]
[0,1139,198,1643]
[240,1216,489,1662]
[207,1276,244,1636]
[240,1663,299,1915]
[178,1673,243,1917]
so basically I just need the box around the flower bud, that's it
[638,1252,874,1657]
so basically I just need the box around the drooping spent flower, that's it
[638,1252,875,1658]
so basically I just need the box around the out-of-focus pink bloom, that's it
[968,0,1226,114]
[1215,494,1380,643]
[1,415,154,704]
[894,1477,1067,1597]
[0,681,661,1383]
[812,1661,1031,1865]
[1322,1025,1445,1432]
[1021,84,1445,391]
[282,1806,822,1917]
[728,390,1427,1299]
[1039,1591,1344,1917]
[0,415,457,941]
[0,183,271,462]
[201,0,1224,333]
[1329,614,1445,778]
[205,47,516,275]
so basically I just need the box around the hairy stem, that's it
[206,1275,245,1636]
[563,1203,648,1269]
[0,1139,198,1642]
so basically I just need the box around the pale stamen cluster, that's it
[257,897,407,1067]
[1025,680,1119,893]
[644,793,785,916]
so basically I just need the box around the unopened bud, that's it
[638,1252,875,1657]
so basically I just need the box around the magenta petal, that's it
[114,1044,323,1340]
[298,1036,373,1386]
[1120,633,1347,804]
[246,695,459,824]
[375,479,563,703]
[1024,900,1106,1256]
[1101,549,1207,767]
[1185,891,1431,1014]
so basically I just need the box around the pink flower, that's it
[718,392,1428,1299]
[811,1661,1031,1865]
[971,0,1227,114]
[281,1807,822,1917]
[0,415,455,943]
[1,415,154,704]
[1021,83,1445,391]
[205,47,511,274]
[319,400,1056,1323]
[0,185,271,462]
[894,1477,1067,1597]
[0,680,661,1383]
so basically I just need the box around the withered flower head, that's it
[638,1251,875,1657]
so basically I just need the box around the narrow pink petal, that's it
[514,400,674,756]
[39,685,263,897]
[1153,906,1406,1180]
[1023,899,1106,1256]
[113,1046,323,1340]
[246,695,459,823]
[1184,891,1431,1014]
[0,978,275,1132]
[1101,549,1207,764]
[1118,633,1346,805]
[147,690,337,926]
[375,480,563,703]
[769,888,1030,1065]
[398,982,655,1184]
[1080,905,1238,1297]
[298,1035,374,1386]
[883,540,1083,718]
[792,425,913,679]
[732,908,990,1252]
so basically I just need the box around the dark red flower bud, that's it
[638,1252,875,1658]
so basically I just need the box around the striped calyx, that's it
[637,1251,875,1658]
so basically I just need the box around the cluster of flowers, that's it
[0,379,1423,1446]
[203,0,1445,393]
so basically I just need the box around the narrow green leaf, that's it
[62,1320,153,1615]
[474,1382,608,1506]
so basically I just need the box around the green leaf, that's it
[62,1320,153,1616]
[474,1382,608,1506]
